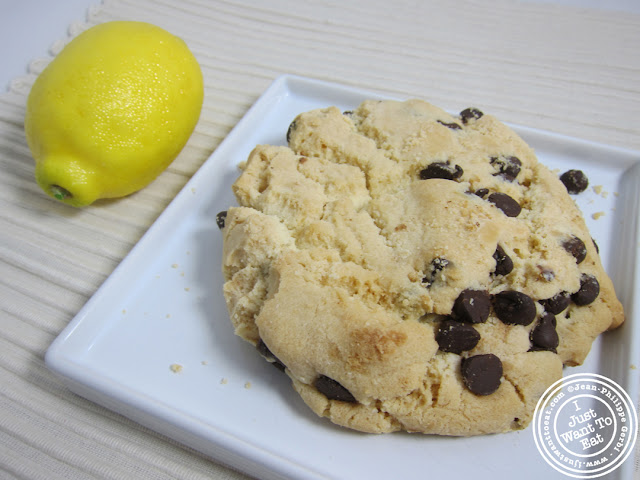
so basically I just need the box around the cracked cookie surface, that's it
[219,99,624,435]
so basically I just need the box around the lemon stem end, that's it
[50,185,72,201]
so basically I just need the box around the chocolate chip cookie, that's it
[218,99,624,435]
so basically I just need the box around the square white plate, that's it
[46,75,640,480]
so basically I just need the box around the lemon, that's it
[25,21,204,207]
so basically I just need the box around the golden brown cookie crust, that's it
[220,99,624,435]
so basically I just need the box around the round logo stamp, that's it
[532,373,638,478]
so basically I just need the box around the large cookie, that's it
[218,99,624,435]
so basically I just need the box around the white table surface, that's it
[1,0,98,91]
[3,0,640,92]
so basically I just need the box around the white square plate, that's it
[46,75,640,480]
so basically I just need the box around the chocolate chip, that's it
[436,319,481,354]
[343,110,353,116]
[461,354,503,396]
[560,169,589,194]
[488,192,521,217]
[216,211,227,229]
[492,290,537,326]
[432,257,450,269]
[493,245,514,276]
[437,120,462,130]
[490,156,522,182]
[539,292,571,314]
[419,161,463,181]
[460,108,484,124]
[256,339,286,371]
[530,312,559,351]
[286,119,297,144]
[562,236,587,264]
[422,257,450,287]
[314,375,357,403]
[452,289,491,324]
[256,339,270,356]
[538,266,555,282]
[571,274,600,305]
[475,188,489,198]
[592,238,600,254]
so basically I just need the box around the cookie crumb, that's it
[592,185,609,198]
[220,378,228,385]
[171,263,179,269]
[244,382,252,389]
[184,287,190,292]
[591,211,605,220]
[631,364,637,370]
[166,314,171,318]
[169,364,183,373]
[201,360,208,365]
[121,309,126,314]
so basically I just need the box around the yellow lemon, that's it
[25,21,204,207]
